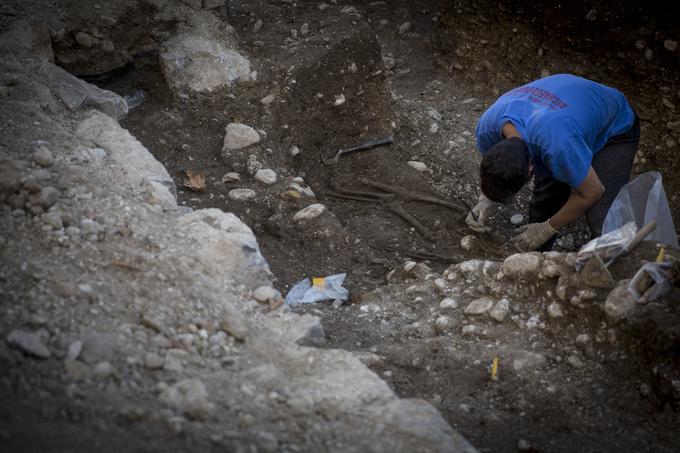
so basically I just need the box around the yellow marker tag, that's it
[490,356,499,381]
[656,247,666,263]
[312,277,326,287]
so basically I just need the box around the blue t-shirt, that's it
[475,74,635,188]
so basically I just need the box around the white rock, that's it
[145,353,165,369]
[510,213,524,225]
[67,340,82,360]
[159,378,216,420]
[464,297,494,315]
[333,94,346,106]
[7,330,50,358]
[160,33,251,95]
[289,145,301,156]
[439,298,458,310]
[261,94,275,105]
[489,298,510,322]
[461,325,484,336]
[434,315,455,333]
[458,259,484,277]
[398,22,412,35]
[228,188,256,201]
[255,169,277,185]
[512,350,546,372]
[502,253,543,277]
[604,280,635,323]
[253,286,282,304]
[293,203,326,222]
[404,261,417,272]
[223,123,260,151]
[32,146,55,167]
[460,235,476,251]
[300,23,310,35]
[407,161,428,172]
[221,172,240,182]
[664,39,678,52]
[93,361,114,378]
[547,302,564,319]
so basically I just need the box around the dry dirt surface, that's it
[2,0,680,452]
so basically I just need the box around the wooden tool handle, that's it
[624,220,657,253]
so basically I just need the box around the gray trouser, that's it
[528,116,640,249]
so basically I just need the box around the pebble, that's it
[289,145,301,156]
[253,286,282,304]
[510,213,524,225]
[253,19,263,33]
[260,94,275,105]
[159,378,215,421]
[547,301,564,318]
[517,439,532,451]
[93,361,114,378]
[75,31,94,48]
[42,211,63,229]
[80,218,100,235]
[145,353,165,369]
[300,23,310,35]
[228,188,256,201]
[604,281,636,323]
[664,39,678,52]
[79,332,117,364]
[434,315,455,333]
[407,161,428,172]
[255,169,277,185]
[6,329,50,358]
[567,354,586,369]
[293,203,325,222]
[32,147,55,167]
[67,340,83,360]
[461,325,484,336]
[221,172,240,183]
[502,253,543,277]
[223,123,260,151]
[512,350,546,372]
[439,298,458,310]
[404,261,417,272]
[64,359,92,380]
[398,22,412,35]
[38,186,59,208]
[489,298,510,322]
[464,296,494,315]
[460,234,476,251]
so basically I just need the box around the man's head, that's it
[480,137,532,203]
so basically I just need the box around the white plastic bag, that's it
[285,273,349,306]
[575,221,637,271]
[627,261,672,302]
[602,172,678,247]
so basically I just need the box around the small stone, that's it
[253,286,282,304]
[489,298,510,322]
[159,378,215,421]
[223,123,260,151]
[228,188,256,201]
[465,296,494,315]
[42,211,63,229]
[510,214,524,225]
[566,354,585,369]
[289,145,301,156]
[458,259,484,277]
[93,361,114,378]
[221,172,240,183]
[6,330,50,358]
[518,439,531,451]
[79,332,117,364]
[502,253,543,277]
[64,359,92,380]
[398,22,412,35]
[163,349,188,372]
[80,218,100,235]
[255,169,277,185]
[547,302,564,318]
[246,155,263,176]
[32,147,55,167]
[300,23,310,35]
[67,340,82,360]
[38,186,59,208]
[644,48,653,61]
[434,315,455,334]
[575,333,591,346]
[253,19,263,33]
[664,39,678,52]
[512,350,546,372]
[260,94,275,105]
[293,203,325,222]
[75,31,94,48]
[407,161,428,172]
[404,261,417,272]
[145,353,165,369]
[461,325,484,336]
[439,298,458,310]
[460,234,476,251]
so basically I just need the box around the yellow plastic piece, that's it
[490,356,499,381]
[312,277,326,287]
[656,247,666,262]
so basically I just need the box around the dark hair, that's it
[480,137,531,203]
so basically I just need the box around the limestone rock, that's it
[253,286,282,304]
[434,315,455,333]
[458,259,484,278]
[502,253,543,278]
[407,161,428,172]
[439,298,458,310]
[293,203,326,222]
[222,123,260,152]
[547,302,564,319]
[228,188,256,201]
[512,350,546,372]
[489,298,510,322]
[604,280,636,324]
[6,329,50,358]
[255,169,277,185]
[464,297,494,315]
[160,33,251,97]
[159,378,216,420]
[32,147,55,167]
[460,235,476,251]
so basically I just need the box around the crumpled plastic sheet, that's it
[628,261,673,302]
[602,171,678,247]
[285,273,349,307]
[575,221,637,271]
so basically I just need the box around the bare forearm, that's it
[549,191,598,230]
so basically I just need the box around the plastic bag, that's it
[627,261,672,302]
[285,273,349,306]
[575,221,637,271]
[602,172,678,247]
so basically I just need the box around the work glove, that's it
[465,194,493,233]
[510,221,558,252]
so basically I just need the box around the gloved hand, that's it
[465,194,493,233]
[510,220,558,251]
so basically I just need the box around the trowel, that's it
[580,220,657,288]
[322,136,394,166]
